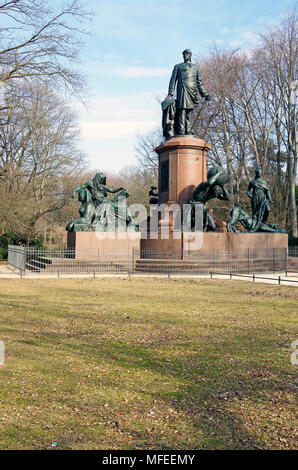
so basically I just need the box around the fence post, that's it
[23,246,27,274]
[210,271,213,279]
[230,271,232,279]
[278,275,281,285]
[253,273,255,282]
[168,269,170,279]
[131,247,135,274]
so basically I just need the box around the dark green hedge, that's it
[0,233,43,260]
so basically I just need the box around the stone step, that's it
[136,259,285,266]
[25,262,41,272]
[26,258,130,272]
[287,257,298,268]
[135,258,286,273]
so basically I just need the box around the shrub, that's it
[0,233,43,259]
[288,235,298,247]
[0,246,8,260]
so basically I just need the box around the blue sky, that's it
[76,0,296,172]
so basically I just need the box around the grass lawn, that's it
[0,277,297,450]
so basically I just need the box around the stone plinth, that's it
[183,232,288,255]
[67,231,141,258]
[141,231,182,259]
[141,231,288,259]
[155,136,211,206]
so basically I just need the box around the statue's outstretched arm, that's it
[207,168,225,187]
[105,186,125,194]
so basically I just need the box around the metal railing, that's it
[24,247,135,274]
[8,245,26,273]
[6,245,298,277]
[288,246,298,257]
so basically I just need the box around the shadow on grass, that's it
[0,281,296,450]
[6,326,292,449]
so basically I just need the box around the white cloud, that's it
[203,38,224,45]
[229,40,243,48]
[228,30,260,49]
[81,119,157,139]
[88,59,170,79]
[80,92,161,121]
[220,27,231,35]
[84,137,139,172]
[114,66,170,78]
[77,91,161,169]
[241,31,259,43]
[204,29,260,51]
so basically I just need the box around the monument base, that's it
[155,135,211,206]
[67,231,141,259]
[141,232,288,259]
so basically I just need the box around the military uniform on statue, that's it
[163,49,210,138]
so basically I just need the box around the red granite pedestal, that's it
[156,135,210,206]
[67,231,141,259]
[140,232,288,259]
[142,135,210,258]
[141,135,288,260]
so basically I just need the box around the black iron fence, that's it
[8,246,135,274]
[289,246,298,257]
[7,245,298,277]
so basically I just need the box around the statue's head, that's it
[213,184,223,198]
[182,49,192,61]
[207,166,228,186]
[93,172,106,185]
[255,167,262,178]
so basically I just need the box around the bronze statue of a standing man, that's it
[164,49,210,137]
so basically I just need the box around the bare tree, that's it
[195,28,296,230]
[135,128,162,177]
[259,10,297,237]
[0,81,86,243]
[0,0,90,102]
[197,47,249,204]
